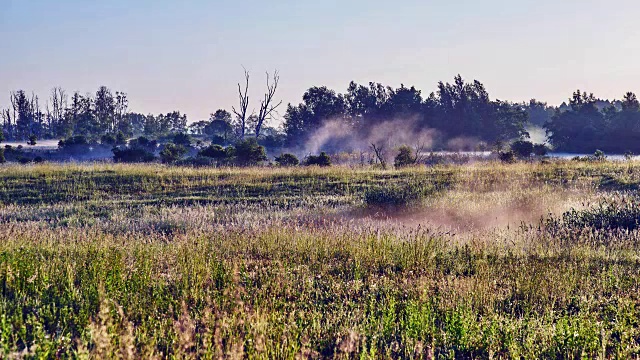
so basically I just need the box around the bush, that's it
[532,144,549,156]
[33,156,44,163]
[0,148,5,163]
[112,147,156,163]
[27,134,37,146]
[510,140,534,158]
[211,135,226,146]
[115,131,127,145]
[160,144,188,164]
[101,133,117,146]
[172,132,192,147]
[275,153,299,166]
[593,149,606,161]
[59,135,90,151]
[233,138,268,166]
[175,156,217,167]
[364,183,430,209]
[394,145,416,168]
[198,144,227,160]
[304,152,331,167]
[499,150,516,163]
[129,136,158,152]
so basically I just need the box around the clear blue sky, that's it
[2,0,639,122]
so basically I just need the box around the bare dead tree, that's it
[232,68,251,139]
[413,142,427,164]
[254,70,282,138]
[371,143,388,169]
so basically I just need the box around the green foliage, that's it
[198,144,227,160]
[274,153,299,166]
[364,182,431,209]
[233,138,267,166]
[129,136,157,152]
[101,133,117,146]
[115,131,127,145]
[304,152,331,166]
[510,140,534,158]
[160,143,187,164]
[0,148,5,163]
[172,132,192,147]
[532,143,549,156]
[58,135,91,154]
[394,145,416,168]
[498,150,516,163]
[112,147,155,163]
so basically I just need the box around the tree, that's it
[275,153,299,166]
[205,110,234,143]
[27,134,37,146]
[172,132,192,147]
[94,86,115,133]
[160,143,187,164]
[113,147,155,163]
[304,152,331,166]
[510,140,534,158]
[233,138,267,166]
[394,145,417,168]
[255,70,282,138]
[198,144,227,160]
[232,68,251,139]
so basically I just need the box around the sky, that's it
[2,0,640,123]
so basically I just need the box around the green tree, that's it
[160,143,187,164]
[233,138,267,166]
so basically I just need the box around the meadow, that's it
[1,161,640,359]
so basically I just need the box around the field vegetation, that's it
[1,161,640,358]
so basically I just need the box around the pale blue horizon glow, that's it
[2,0,640,122]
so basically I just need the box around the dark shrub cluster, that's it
[364,183,432,209]
[304,152,331,166]
[275,153,299,167]
[112,147,155,163]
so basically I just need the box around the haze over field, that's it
[3,0,640,120]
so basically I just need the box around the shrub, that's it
[394,145,416,168]
[275,153,299,167]
[33,156,44,163]
[510,140,534,158]
[101,133,117,146]
[27,134,37,146]
[532,144,549,156]
[59,135,90,151]
[0,148,5,163]
[160,144,188,164]
[593,149,606,161]
[129,136,157,152]
[112,147,156,163]
[233,138,268,166]
[211,135,226,146]
[364,183,430,209]
[115,131,128,145]
[175,156,217,167]
[499,150,516,163]
[172,132,192,147]
[304,152,331,167]
[198,144,227,160]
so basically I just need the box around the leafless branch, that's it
[371,143,388,169]
[255,70,282,138]
[232,67,250,139]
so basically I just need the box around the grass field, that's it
[1,161,640,359]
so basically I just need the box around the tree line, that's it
[3,74,640,154]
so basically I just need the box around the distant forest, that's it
[3,74,640,153]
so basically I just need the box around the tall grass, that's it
[0,161,640,358]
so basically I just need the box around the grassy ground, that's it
[1,161,640,359]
